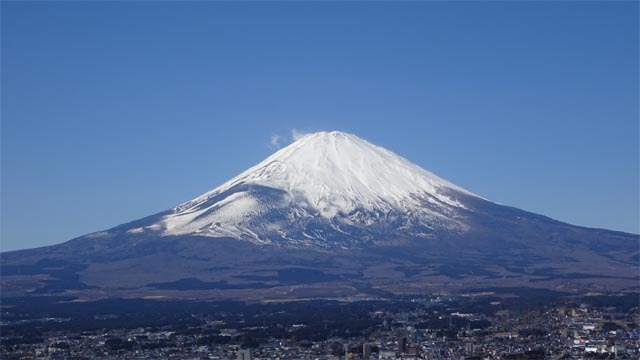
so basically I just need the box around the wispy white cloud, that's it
[291,128,307,141]
[269,129,309,149]
[269,134,281,149]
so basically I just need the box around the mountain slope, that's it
[1,131,638,300]
[105,131,481,249]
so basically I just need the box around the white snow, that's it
[152,131,481,240]
[158,191,261,238]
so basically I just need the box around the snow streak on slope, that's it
[130,131,483,247]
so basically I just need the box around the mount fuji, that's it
[123,131,477,249]
[2,131,638,300]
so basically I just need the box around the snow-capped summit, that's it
[187,131,476,214]
[130,131,483,248]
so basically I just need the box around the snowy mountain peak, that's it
[193,130,476,211]
[135,131,483,247]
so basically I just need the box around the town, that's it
[1,291,638,359]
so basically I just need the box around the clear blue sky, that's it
[2,2,638,251]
